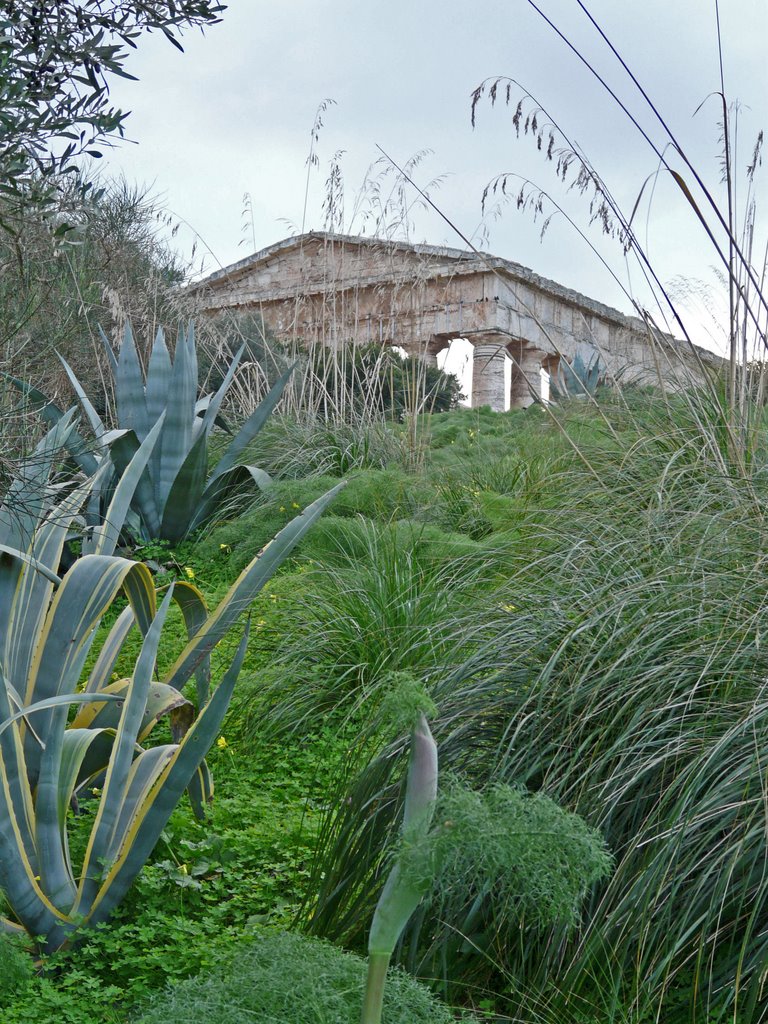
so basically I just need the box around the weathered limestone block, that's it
[402,336,443,367]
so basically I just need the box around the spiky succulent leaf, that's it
[114,323,149,438]
[18,322,291,543]
[368,713,438,957]
[158,431,209,545]
[57,354,105,436]
[164,482,345,691]
[208,363,294,486]
[190,463,272,535]
[85,415,165,556]
[551,344,603,400]
[78,589,175,900]
[108,428,162,541]
[2,377,100,476]
[145,327,172,426]
[75,626,250,931]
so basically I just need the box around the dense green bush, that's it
[134,929,477,1024]
[0,934,34,1007]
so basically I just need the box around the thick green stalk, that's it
[360,952,391,1024]
[361,708,438,1024]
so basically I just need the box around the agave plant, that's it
[550,342,603,400]
[0,432,342,951]
[10,321,290,544]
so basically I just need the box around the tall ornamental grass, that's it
[301,396,768,1023]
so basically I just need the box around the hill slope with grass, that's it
[2,396,765,1024]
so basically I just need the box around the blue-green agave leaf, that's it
[145,328,172,425]
[158,431,209,544]
[190,463,272,534]
[87,415,165,557]
[83,605,136,694]
[98,325,119,378]
[199,343,244,438]
[78,626,249,927]
[115,323,148,438]
[109,429,162,540]
[157,324,197,511]
[79,589,175,899]
[57,353,105,436]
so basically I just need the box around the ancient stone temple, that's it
[191,231,716,411]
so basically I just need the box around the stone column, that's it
[508,342,543,408]
[471,339,507,411]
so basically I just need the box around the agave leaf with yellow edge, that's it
[0,481,343,950]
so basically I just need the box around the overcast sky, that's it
[101,0,767,353]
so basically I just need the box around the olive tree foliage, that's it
[0,1,226,196]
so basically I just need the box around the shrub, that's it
[0,933,34,1006]
[133,928,477,1024]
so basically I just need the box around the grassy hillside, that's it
[1,394,765,1024]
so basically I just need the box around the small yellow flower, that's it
[34,875,41,882]
[269,593,277,601]
[91,787,101,796]
[216,736,228,750]
[184,566,195,579]
[219,543,232,554]
[500,603,517,613]
[291,502,300,509]
[279,506,286,512]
